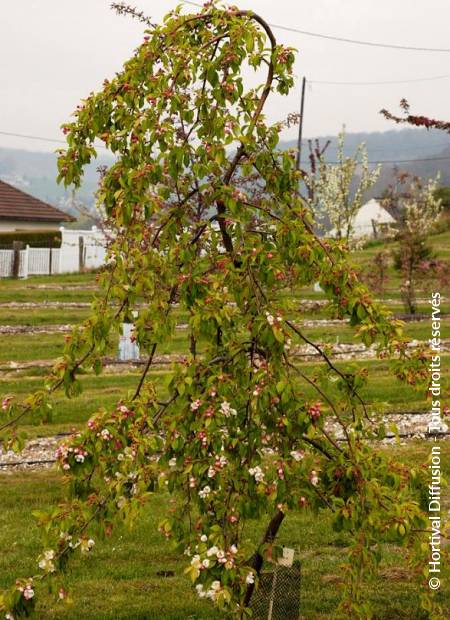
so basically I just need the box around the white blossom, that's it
[198,486,211,499]
[205,580,222,600]
[220,400,237,417]
[195,584,207,598]
[265,312,275,326]
[248,466,265,482]
[216,549,226,562]
[80,538,95,553]
[206,545,219,557]
[246,572,255,585]
[290,450,304,462]
[38,557,55,573]
[310,470,319,486]
[207,466,216,478]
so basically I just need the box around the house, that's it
[329,199,396,239]
[0,180,75,231]
[352,199,396,238]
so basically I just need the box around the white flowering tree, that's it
[0,3,441,619]
[306,131,380,243]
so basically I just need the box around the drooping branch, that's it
[380,98,450,133]
[110,2,156,27]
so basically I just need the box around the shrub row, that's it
[0,229,62,249]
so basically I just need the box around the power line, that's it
[0,130,68,145]
[183,1,450,52]
[309,74,450,86]
[0,130,107,150]
[356,142,450,153]
[314,156,450,165]
[1,128,449,165]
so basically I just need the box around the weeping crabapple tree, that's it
[0,3,442,619]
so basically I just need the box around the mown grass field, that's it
[1,356,447,439]
[0,232,449,618]
[1,318,450,363]
[0,441,449,619]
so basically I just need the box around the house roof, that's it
[0,180,75,223]
[354,199,396,228]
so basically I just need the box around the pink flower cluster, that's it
[1,396,12,411]
[55,443,88,470]
[17,579,34,601]
[98,428,113,441]
[197,430,208,447]
[307,402,321,421]
[207,455,228,478]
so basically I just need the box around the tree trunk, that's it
[243,509,285,609]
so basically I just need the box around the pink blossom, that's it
[190,399,202,412]
[1,396,12,411]
[308,402,321,421]
[309,470,319,486]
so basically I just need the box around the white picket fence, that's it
[0,250,14,277]
[0,227,107,278]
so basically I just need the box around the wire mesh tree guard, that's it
[250,561,301,620]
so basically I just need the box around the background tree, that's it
[361,248,390,295]
[0,3,440,619]
[382,172,442,314]
[305,130,380,243]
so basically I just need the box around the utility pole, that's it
[295,76,306,171]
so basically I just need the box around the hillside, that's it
[0,147,113,227]
[1,128,449,220]
[283,127,450,190]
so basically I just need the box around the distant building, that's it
[329,199,396,239]
[0,180,74,231]
[352,199,396,238]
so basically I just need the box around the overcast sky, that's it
[1,0,449,152]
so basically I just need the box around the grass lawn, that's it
[0,307,92,326]
[0,441,448,619]
[0,317,448,364]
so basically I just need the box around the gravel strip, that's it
[1,339,450,373]
[1,411,449,472]
[0,302,91,308]
[0,324,73,335]
[0,436,60,472]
